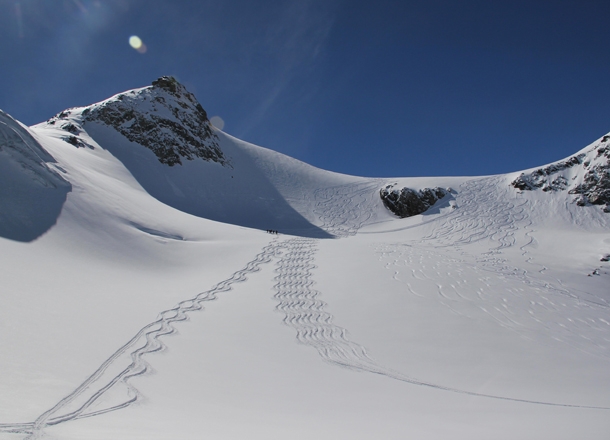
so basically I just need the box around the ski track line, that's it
[0,239,281,438]
[421,177,525,249]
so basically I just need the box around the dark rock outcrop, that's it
[380,185,449,218]
[510,135,610,212]
[54,76,227,167]
[511,155,584,192]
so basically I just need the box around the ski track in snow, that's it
[273,237,610,409]
[2,177,609,439]
[271,177,610,410]
[312,179,383,238]
[274,238,376,368]
[377,176,610,360]
[0,239,282,438]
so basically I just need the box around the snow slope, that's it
[0,110,70,242]
[1,79,609,439]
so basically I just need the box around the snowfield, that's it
[1,80,609,439]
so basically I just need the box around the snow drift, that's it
[0,109,70,242]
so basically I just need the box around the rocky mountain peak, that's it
[52,76,228,167]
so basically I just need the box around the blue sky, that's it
[1,0,610,177]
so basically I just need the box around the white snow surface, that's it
[1,86,610,439]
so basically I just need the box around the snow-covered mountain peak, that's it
[46,76,227,167]
[511,133,610,212]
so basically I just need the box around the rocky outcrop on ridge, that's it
[49,76,227,167]
[511,134,610,212]
[380,185,449,218]
[510,155,585,192]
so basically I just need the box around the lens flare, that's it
[210,116,225,130]
[129,35,147,53]
[128,35,142,48]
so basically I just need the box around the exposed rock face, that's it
[511,155,584,192]
[380,185,449,218]
[50,76,227,167]
[511,134,610,212]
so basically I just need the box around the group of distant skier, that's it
[266,229,279,235]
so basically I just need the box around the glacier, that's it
[0,77,609,440]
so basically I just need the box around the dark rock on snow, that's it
[380,185,449,218]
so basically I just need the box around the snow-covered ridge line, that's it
[0,109,71,242]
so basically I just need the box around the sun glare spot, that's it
[129,35,147,53]
[210,116,225,130]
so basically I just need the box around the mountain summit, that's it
[48,76,227,167]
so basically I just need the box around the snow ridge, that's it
[423,176,528,248]
[0,109,71,241]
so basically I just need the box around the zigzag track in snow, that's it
[313,179,382,237]
[422,176,527,249]
[427,177,609,349]
[0,239,281,438]
[274,238,373,367]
